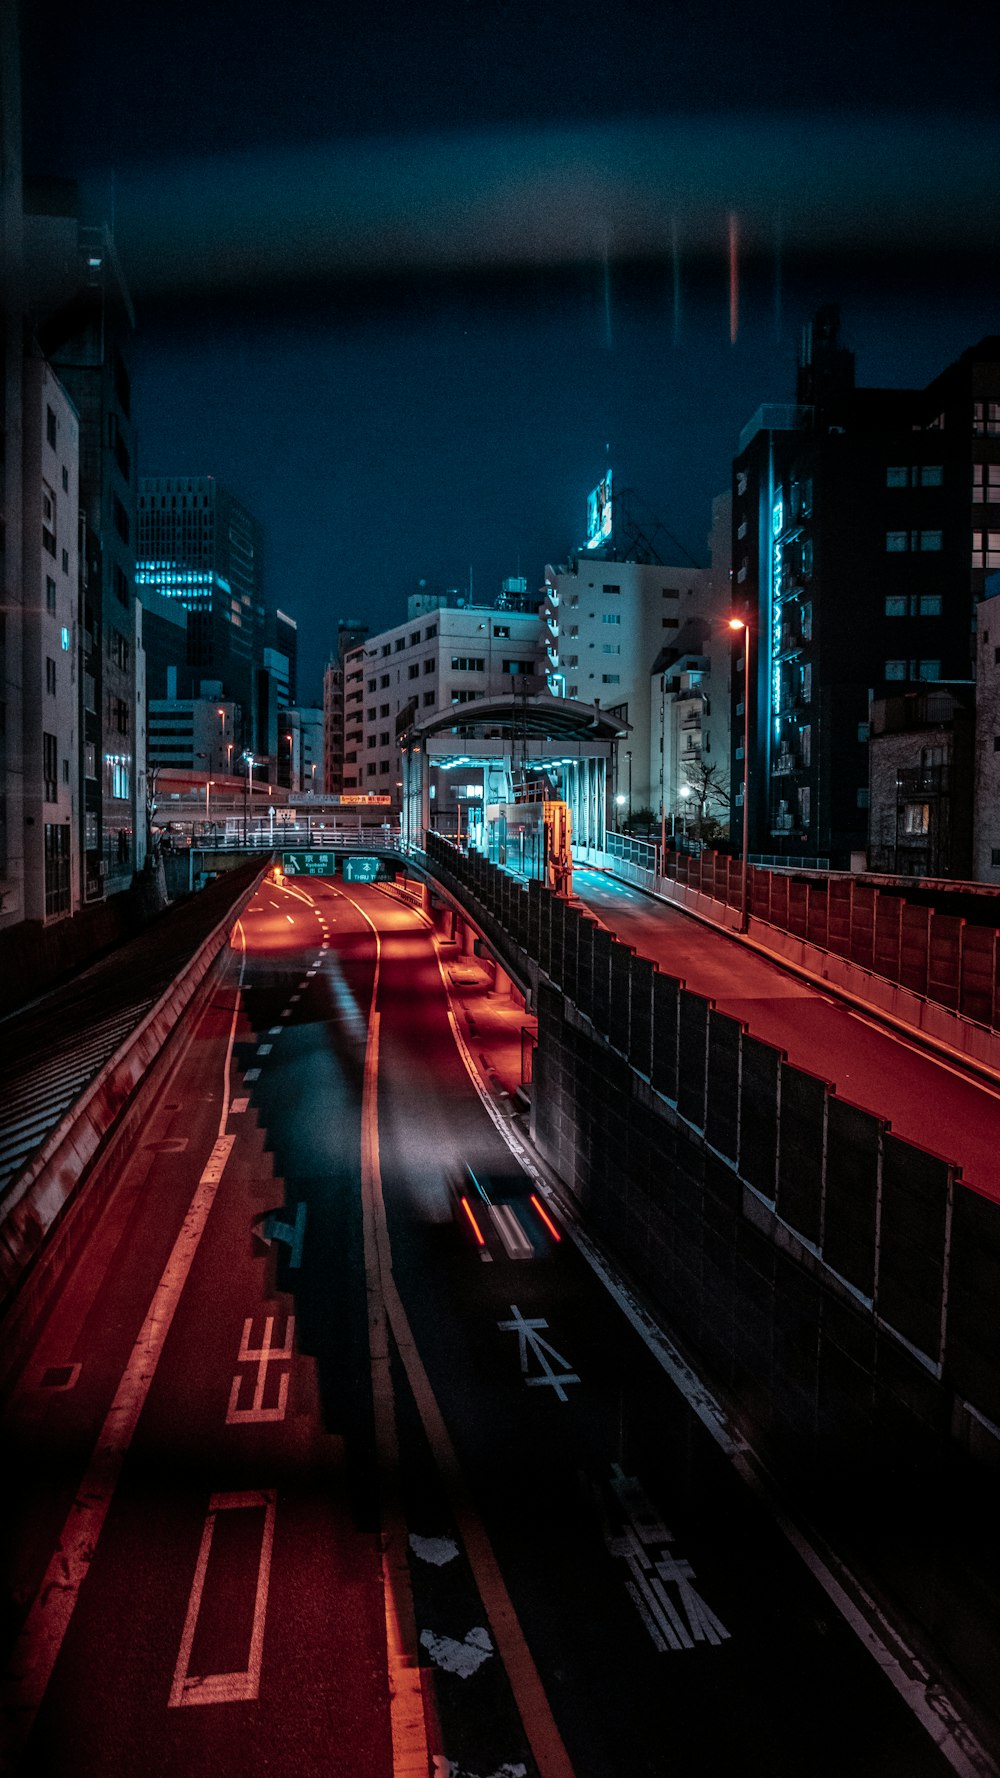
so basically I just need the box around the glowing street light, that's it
[728,616,753,932]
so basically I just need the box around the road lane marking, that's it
[1,928,250,1755]
[243,1067,261,1082]
[346,888,575,1778]
[253,1202,307,1269]
[226,1315,295,1424]
[230,1096,249,1114]
[498,1307,579,1400]
[168,1490,276,1708]
[606,1466,729,1652]
[285,914,295,924]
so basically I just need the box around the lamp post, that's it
[679,784,691,836]
[625,748,633,824]
[242,751,255,846]
[728,616,753,932]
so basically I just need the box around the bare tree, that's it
[145,763,162,858]
[682,758,731,839]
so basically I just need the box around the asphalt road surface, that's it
[1,876,987,1778]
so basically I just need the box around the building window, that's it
[46,405,57,448]
[972,531,1000,569]
[380,703,390,717]
[502,659,534,675]
[493,624,511,638]
[410,632,421,646]
[46,576,57,613]
[394,638,405,652]
[885,660,907,679]
[422,691,435,706]
[601,673,620,684]
[367,763,377,777]
[368,677,377,692]
[917,659,941,681]
[380,674,390,688]
[602,583,621,595]
[424,625,437,639]
[408,663,419,679]
[857,788,870,809]
[885,595,908,616]
[43,732,58,801]
[451,656,485,671]
[367,735,376,748]
[973,401,1000,436]
[45,657,56,694]
[85,741,96,778]
[367,706,376,722]
[919,594,942,616]
[973,465,1000,503]
[920,465,943,486]
[902,802,929,834]
[886,531,908,552]
[601,612,621,626]
[381,644,391,657]
[113,495,129,544]
[801,724,812,765]
[992,849,1000,867]
[601,643,621,655]
[886,465,909,487]
[423,658,435,673]
[857,721,870,742]
[920,530,942,551]
[44,823,70,916]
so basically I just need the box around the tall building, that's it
[136,476,265,754]
[542,555,711,815]
[731,310,998,868]
[323,617,368,795]
[24,181,140,901]
[0,2,25,930]
[277,706,323,794]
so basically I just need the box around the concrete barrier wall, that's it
[424,834,999,1480]
[0,860,268,1377]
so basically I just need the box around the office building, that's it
[136,476,266,754]
[277,707,323,795]
[323,618,368,795]
[731,309,999,868]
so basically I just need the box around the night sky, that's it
[21,0,1000,701]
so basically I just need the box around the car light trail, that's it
[460,1196,486,1246]
[530,1194,562,1242]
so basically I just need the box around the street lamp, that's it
[728,616,753,932]
[242,751,256,845]
[678,784,691,836]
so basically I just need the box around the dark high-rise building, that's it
[136,476,265,752]
[731,310,999,867]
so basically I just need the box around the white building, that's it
[148,682,238,776]
[342,597,544,818]
[278,706,324,795]
[542,554,712,816]
[22,357,80,922]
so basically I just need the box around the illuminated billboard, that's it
[585,471,613,550]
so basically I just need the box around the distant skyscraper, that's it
[136,476,265,751]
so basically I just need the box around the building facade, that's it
[26,187,140,901]
[342,598,544,818]
[731,310,998,868]
[136,476,266,756]
[543,555,711,816]
[868,688,974,878]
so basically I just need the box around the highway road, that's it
[573,866,1000,1198]
[1,875,986,1777]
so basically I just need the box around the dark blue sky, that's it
[22,0,1000,701]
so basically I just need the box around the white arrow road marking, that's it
[497,1306,579,1401]
[226,1315,295,1424]
[420,1626,493,1678]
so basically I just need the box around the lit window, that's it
[886,531,909,552]
[601,673,620,684]
[885,660,907,680]
[917,660,941,681]
[903,802,929,834]
[601,612,621,625]
[919,530,942,551]
[885,595,908,616]
[920,465,943,486]
[857,721,870,743]
[856,788,870,809]
[886,466,909,487]
[918,594,942,616]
